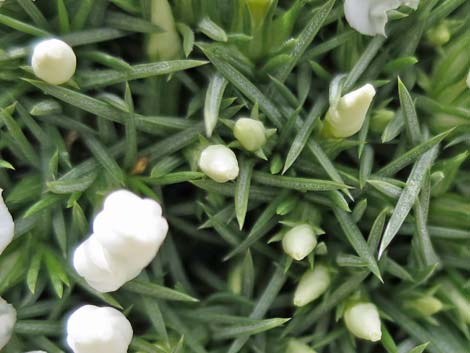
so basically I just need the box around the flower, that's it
[344,302,382,342]
[293,264,330,307]
[286,339,317,353]
[0,296,16,350]
[344,0,420,37]
[199,145,239,183]
[233,118,268,152]
[322,83,376,138]
[282,224,317,261]
[0,190,14,256]
[66,305,133,353]
[31,39,76,85]
[73,190,168,292]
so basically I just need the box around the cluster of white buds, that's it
[344,0,420,36]
[0,190,14,256]
[66,305,133,353]
[293,264,331,307]
[322,84,376,138]
[282,224,317,261]
[73,190,168,292]
[0,297,16,350]
[199,145,240,183]
[344,302,382,342]
[31,39,76,85]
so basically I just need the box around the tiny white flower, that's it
[66,305,133,353]
[286,339,317,353]
[73,190,169,293]
[282,224,317,261]
[31,39,76,85]
[233,118,267,152]
[293,264,330,307]
[344,302,382,342]
[344,0,420,37]
[0,190,15,256]
[0,296,16,350]
[199,145,239,183]
[323,83,376,138]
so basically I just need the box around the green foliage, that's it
[0,0,469,353]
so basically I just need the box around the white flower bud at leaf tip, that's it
[286,339,317,353]
[344,0,420,36]
[282,224,317,261]
[199,145,239,183]
[66,305,133,353]
[293,264,330,307]
[344,302,382,342]
[0,296,16,350]
[234,118,267,152]
[73,189,168,293]
[324,83,376,138]
[31,39,76,85]
[0,190,15,256]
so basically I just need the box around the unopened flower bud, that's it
[234,118,267,152]
[31,39,76,85]
[286,338,317,353]
[0,297,16,350]
[404,296,443,316]
[293,264,330,307]
[344,302,382,342]
[245,0,273,28]
[323,84,376,138]
[282,224,317,261]
[0,190,14,256]
[66,305,133,353]
[370,109,394,134]
[344,0,419,36]
[199,145,239,183]
[427,23,451,46]
[147,0,181,60]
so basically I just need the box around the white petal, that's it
[282,224,317,261]
[0,297,16,350]
[293,265,330,307]
[0,190,14,256]
[67,305,133,353]
[233,118,267,152]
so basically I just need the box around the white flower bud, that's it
[31,39,76,85]
[73,190,169,292]
[286,339,317,353]
[66,305,133,353]
[0,297,16,350]
[199,145,239,183]
[344,0,419,36]
[323,83,376,138]
[344,302,382,342]
[404,296,443,316]
[234,118,267,152]
[282,224,317,261]
[293,264,330,307]
[0,190,14,256]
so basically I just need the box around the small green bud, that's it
[282,224,317,261]
[370,109,395,134]
[270,154,283,174]
[233,118,267,152]
[293,264,330,307]
[404,296,443,317]
[286,339,317,353]
[344,302,382,342]
[322,84,376,138]
[245,0,273,28]
[228,263,243,295]
[147,0,181,60]
[426,23,451,46]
